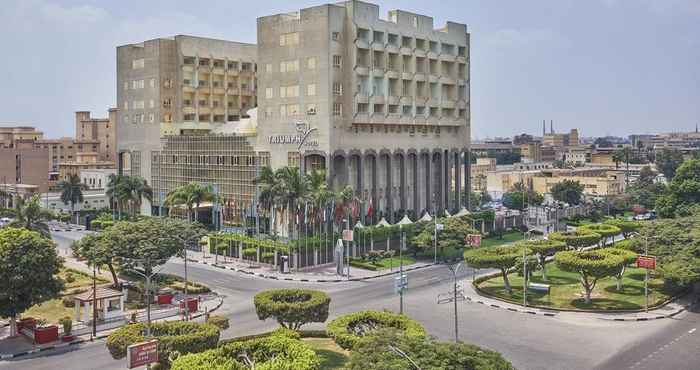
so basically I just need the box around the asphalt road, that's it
[2,232,700,370]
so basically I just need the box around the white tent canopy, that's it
[419,212,432,222]
[397,215,413,225]
[454,207,471,217]
[376,217,391,227]
[354,221,364,229]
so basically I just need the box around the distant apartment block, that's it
[75,109,117,163]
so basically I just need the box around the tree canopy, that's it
[517,239,566,280]
[555,250,625,303]
[655,147,684,180]
[655,159,700,218]
[550,180,584,205]
[253,289,330,330]
[0,228,64,335]
[502,185,544,211]
[464,245,530,294]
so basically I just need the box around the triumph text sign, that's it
[268,121,319,150]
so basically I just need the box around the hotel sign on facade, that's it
[267,121,319,150]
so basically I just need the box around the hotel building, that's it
[118,1,471,222]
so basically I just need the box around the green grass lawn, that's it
[303,338,349,370]
[480,231,525,248]
[478,263,682,310]
[22,268,109,324]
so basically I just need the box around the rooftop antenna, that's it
[550,120,554,134]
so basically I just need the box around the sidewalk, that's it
[184,249,437,283]
[0,294,223,360]
[460,270,699,322]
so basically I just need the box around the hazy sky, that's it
[1,0,698,139]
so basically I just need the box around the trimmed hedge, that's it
[349,259,379,271]
[206,315,230,330]
[171,329,319,370]
[254,289,330,330]
[327,310,426,350]
[106,322,220,362]
[578,224,621,240]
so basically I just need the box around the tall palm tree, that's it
[58,174,88,224]
[165,182,217,222]
[106,173,127,219]
[276,167,310,237]
[123,176,153,216]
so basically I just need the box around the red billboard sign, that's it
[342,229,354,241]
[636,255,656,270]
[466,234,482,247]
[127,339,159,369]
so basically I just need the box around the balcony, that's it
[400,46,413,56]
[440,76,456,85]
[355,38,370,50]
[414,73,426,82]
[369,114,385,124]
[354,112,370,122]
[402,72,413,80]
[386,69,400,79]
[400,96,413,105]
[385,44,399,53]
[371,68,384,77]
[439,53,456,63]
[371,42,385,52]
[355,66,370,76]
[370,95,385,105]
[386,95,399,105]
[355,94,369,104]
[441,100,456,109]
[227,86,239,95]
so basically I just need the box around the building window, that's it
[357,103,368,114]
[149,113,155,123]
[265,88,273,99]
[307,104,317,115]
[333,82,342,96]
[307,57,316,70]
[123,101,128,110]
[163,99,172,108]
[164,79,172,88]
[265,107,273,118]
[332,32,340,41]
[333,103,343,116]
[307,84,316,96]
[123,115,129,124]
[333,55,342,68]
[149,99,155,108]
[132,79,144,89]
[280,85,299,98]
[265,63,272,73]
[123,81,129,91]
[279,60,299,73]
[132,59,144,69]
[149,78,156,88]
[279,32,300,46]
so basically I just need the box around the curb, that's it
[0,296,225,360]
[194,259,438,283]
[599,296,700,322]
[463,296,559,318]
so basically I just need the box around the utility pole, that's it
[92,263,97,339]
[446,262,463,342]
[400,225,405,314]
[433,218,438,264]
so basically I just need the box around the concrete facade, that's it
[0,144,49,192]
[116,35,257,187]
[75,110,117,163]
[255,1,471,221]
[80,168,116,190]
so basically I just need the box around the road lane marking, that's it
[689,328,696,334]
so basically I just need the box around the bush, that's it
[349,259,379,271]
[327,310,426,350]
[254,289,331,330]
[59,317,72,335]
[106,322,220,364]
[62,296,75,308]
[548,230,602,249]
[171,331,319,370]
[64,272,75,284]
[345,328,513,370]
[206,315,230,330]
[168,281,211,294]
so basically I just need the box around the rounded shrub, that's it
[578,224,621,241]
[327,310,426,350]
[548,230,602,249]
[62,296,75,308]
[171,331,319,370]
[254,289,330,330]
[206,315,230,330]
[106,321,220,362]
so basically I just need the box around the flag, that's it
[351,199,359,221]
[366,197,374,219]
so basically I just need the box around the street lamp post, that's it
[399,225,405,314]
[446,262,463,342]
[128,258,165,337]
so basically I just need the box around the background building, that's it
[116,35,257,188]
[80,168,116,190]
[75,110,117,163]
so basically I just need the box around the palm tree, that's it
[255,166,283,234]
[11,194,53,236]
[58,174,88,224]
[276,167,310,237]
[106,174,127,219]
[123,176,153,216]
[165,182,217,222]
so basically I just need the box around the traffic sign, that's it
[342,229,354,241]
[127,339,158,369]
[466,234,482,247]
[394,274,408,294]
[637,255,656,270]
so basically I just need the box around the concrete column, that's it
[356,155,364,200]
[386,154,394,223]
[274,250,278,268]
[464,150,471,210]
[399,153,407,217]
[119,294,125,313]
[74,301,80,322]
[103,300,108,320]
[412,154,419,217]
[455,151,462,209]
[84,302,91,322]
[425,153,432,215]
[445,151,452,212]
